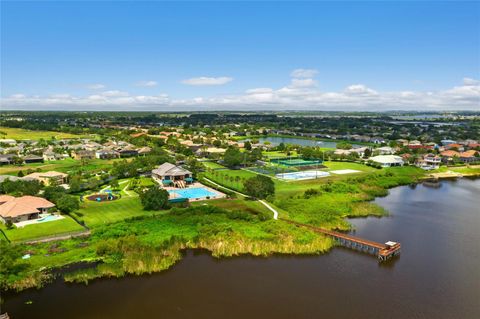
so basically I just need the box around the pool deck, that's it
[15,214,65,228]
[164,182,226,202]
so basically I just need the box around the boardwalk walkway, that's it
[281,218,401,261]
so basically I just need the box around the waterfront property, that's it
[0,195,55,224]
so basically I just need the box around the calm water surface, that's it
[3,179,479,319]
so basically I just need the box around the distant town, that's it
[0,111,479,292]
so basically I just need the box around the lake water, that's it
[3,178,479,319]
[245,136,341,148]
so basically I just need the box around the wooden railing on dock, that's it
[280,218,401,261]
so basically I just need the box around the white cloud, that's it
[290,78,318,88]
[135,80,158,87]
[85,83,106,90]
[291,68,318,78]
[101,90,129,97]
[182,76,233,86]
[2,77,479,111]
[344,84,378,96]
[463,77,479,86]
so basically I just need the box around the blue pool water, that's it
[169,187,217,199]
[37,215,61,223]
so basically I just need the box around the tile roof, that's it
[0,195,55,218]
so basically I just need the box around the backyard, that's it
[0,216,85,243]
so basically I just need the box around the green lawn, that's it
[202,161,227,169]
[0,126,88,140]
[0,157,123,175]
[202,167,258,191]
[323,161,377,173]
[1,216,85,242]
[73,194,157,227]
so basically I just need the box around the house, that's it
[137,146,152,156]
[445,143,464,151]
[375,146,394,155]
[72,150,95,160]
[441,139,457,146]
[130,132,147,138]
[459,150,479,163]
[24,171,68,186]
[0,154,16,165]
[23,154,44,164]
[195,147,227,156]
[95,149,120,159]
[43,150,66,161]
[152,163,193,187]
[0,139,17,146]
[0,195,55,223]
[416,154,441,170]
[440,150,460,163]
[369,155,404,167]
[118,149,138,158]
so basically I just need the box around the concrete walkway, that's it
[204,177,279,220]
[258,200,279,220]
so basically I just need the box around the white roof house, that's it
[369,155,404,167]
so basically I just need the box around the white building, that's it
[369,155,404,167]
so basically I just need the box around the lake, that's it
[243,136,350,148]
[3,178,479,319]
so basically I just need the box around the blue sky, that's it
[1,1,479,111]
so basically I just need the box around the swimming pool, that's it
[36,215,63,223]
[169,187,217,200]
[276,170,330,180]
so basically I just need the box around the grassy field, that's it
[0,158,122,175]
[0,127,88,140]
[73,192,155,227]
[202,166,258,191]
[201,161,227,169]
[0,216,85,242]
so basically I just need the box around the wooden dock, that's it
[281,219,401,261]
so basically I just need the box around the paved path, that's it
[204,177,279,220]
[258,200,279,220]
[23,230,91,244]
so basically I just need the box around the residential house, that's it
[416,154,441,170]
[459,150,479,164]
[43,150,66,161]
[72,150,95,160]
[24,171,69,186]
[118,149,138,158]
[440,150,460,163]
[0,195,56,223]
[375,146,394,155]
[95,149,120,159]
[0,154,16,165]
[23,154,44,164]
[0,139,17,146]
[137,146,152,156]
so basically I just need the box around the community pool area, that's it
[276,170,330,180]
[168,187,218,200]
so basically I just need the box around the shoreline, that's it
[3,169,478,293]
